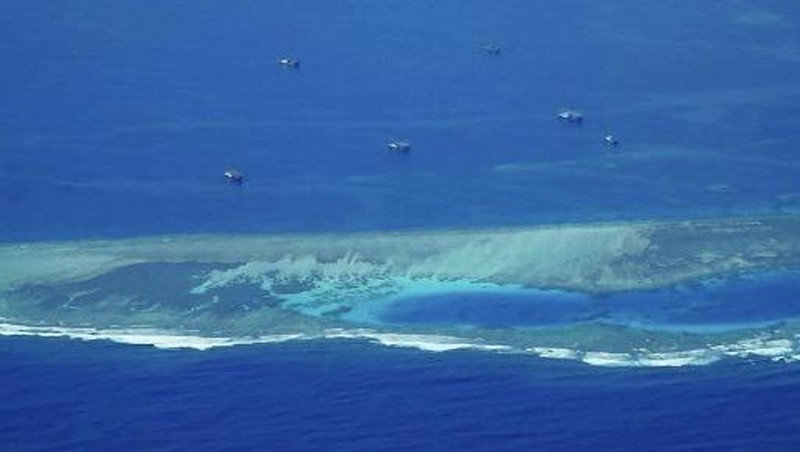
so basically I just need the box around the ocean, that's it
[3,337,800,452]
[2,1,800,451]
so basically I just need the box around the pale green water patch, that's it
[1,216,799,364]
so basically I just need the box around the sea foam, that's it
[1,216,799,367]
[529,336,799,367]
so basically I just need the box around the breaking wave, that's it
[1,320,798,367]
[1,215,800,367]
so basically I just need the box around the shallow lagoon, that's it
[376,271,800,330]
[3,1,800,450]
[2,215,799,366]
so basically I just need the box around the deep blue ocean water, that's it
[3,337,800,452]
[3,0,800,241]
[3,1,800,450]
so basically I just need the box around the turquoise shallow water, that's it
[2,1,800,450]
[1,217,799,367]
[377,272,800,330]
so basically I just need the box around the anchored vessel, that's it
[387,140,411,153]
[557,109,584,124]
[223,168,244,184]
[480,43,502,55]
[278,57,300,69]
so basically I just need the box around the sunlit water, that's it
[2,1,800,450]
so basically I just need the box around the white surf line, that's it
[1,320,798,367]
[0,320,510,353]
[529,336,799,367]
[0,321,306,351]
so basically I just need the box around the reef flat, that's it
[1,216,799,366]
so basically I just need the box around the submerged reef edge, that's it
[1,215,799,367]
